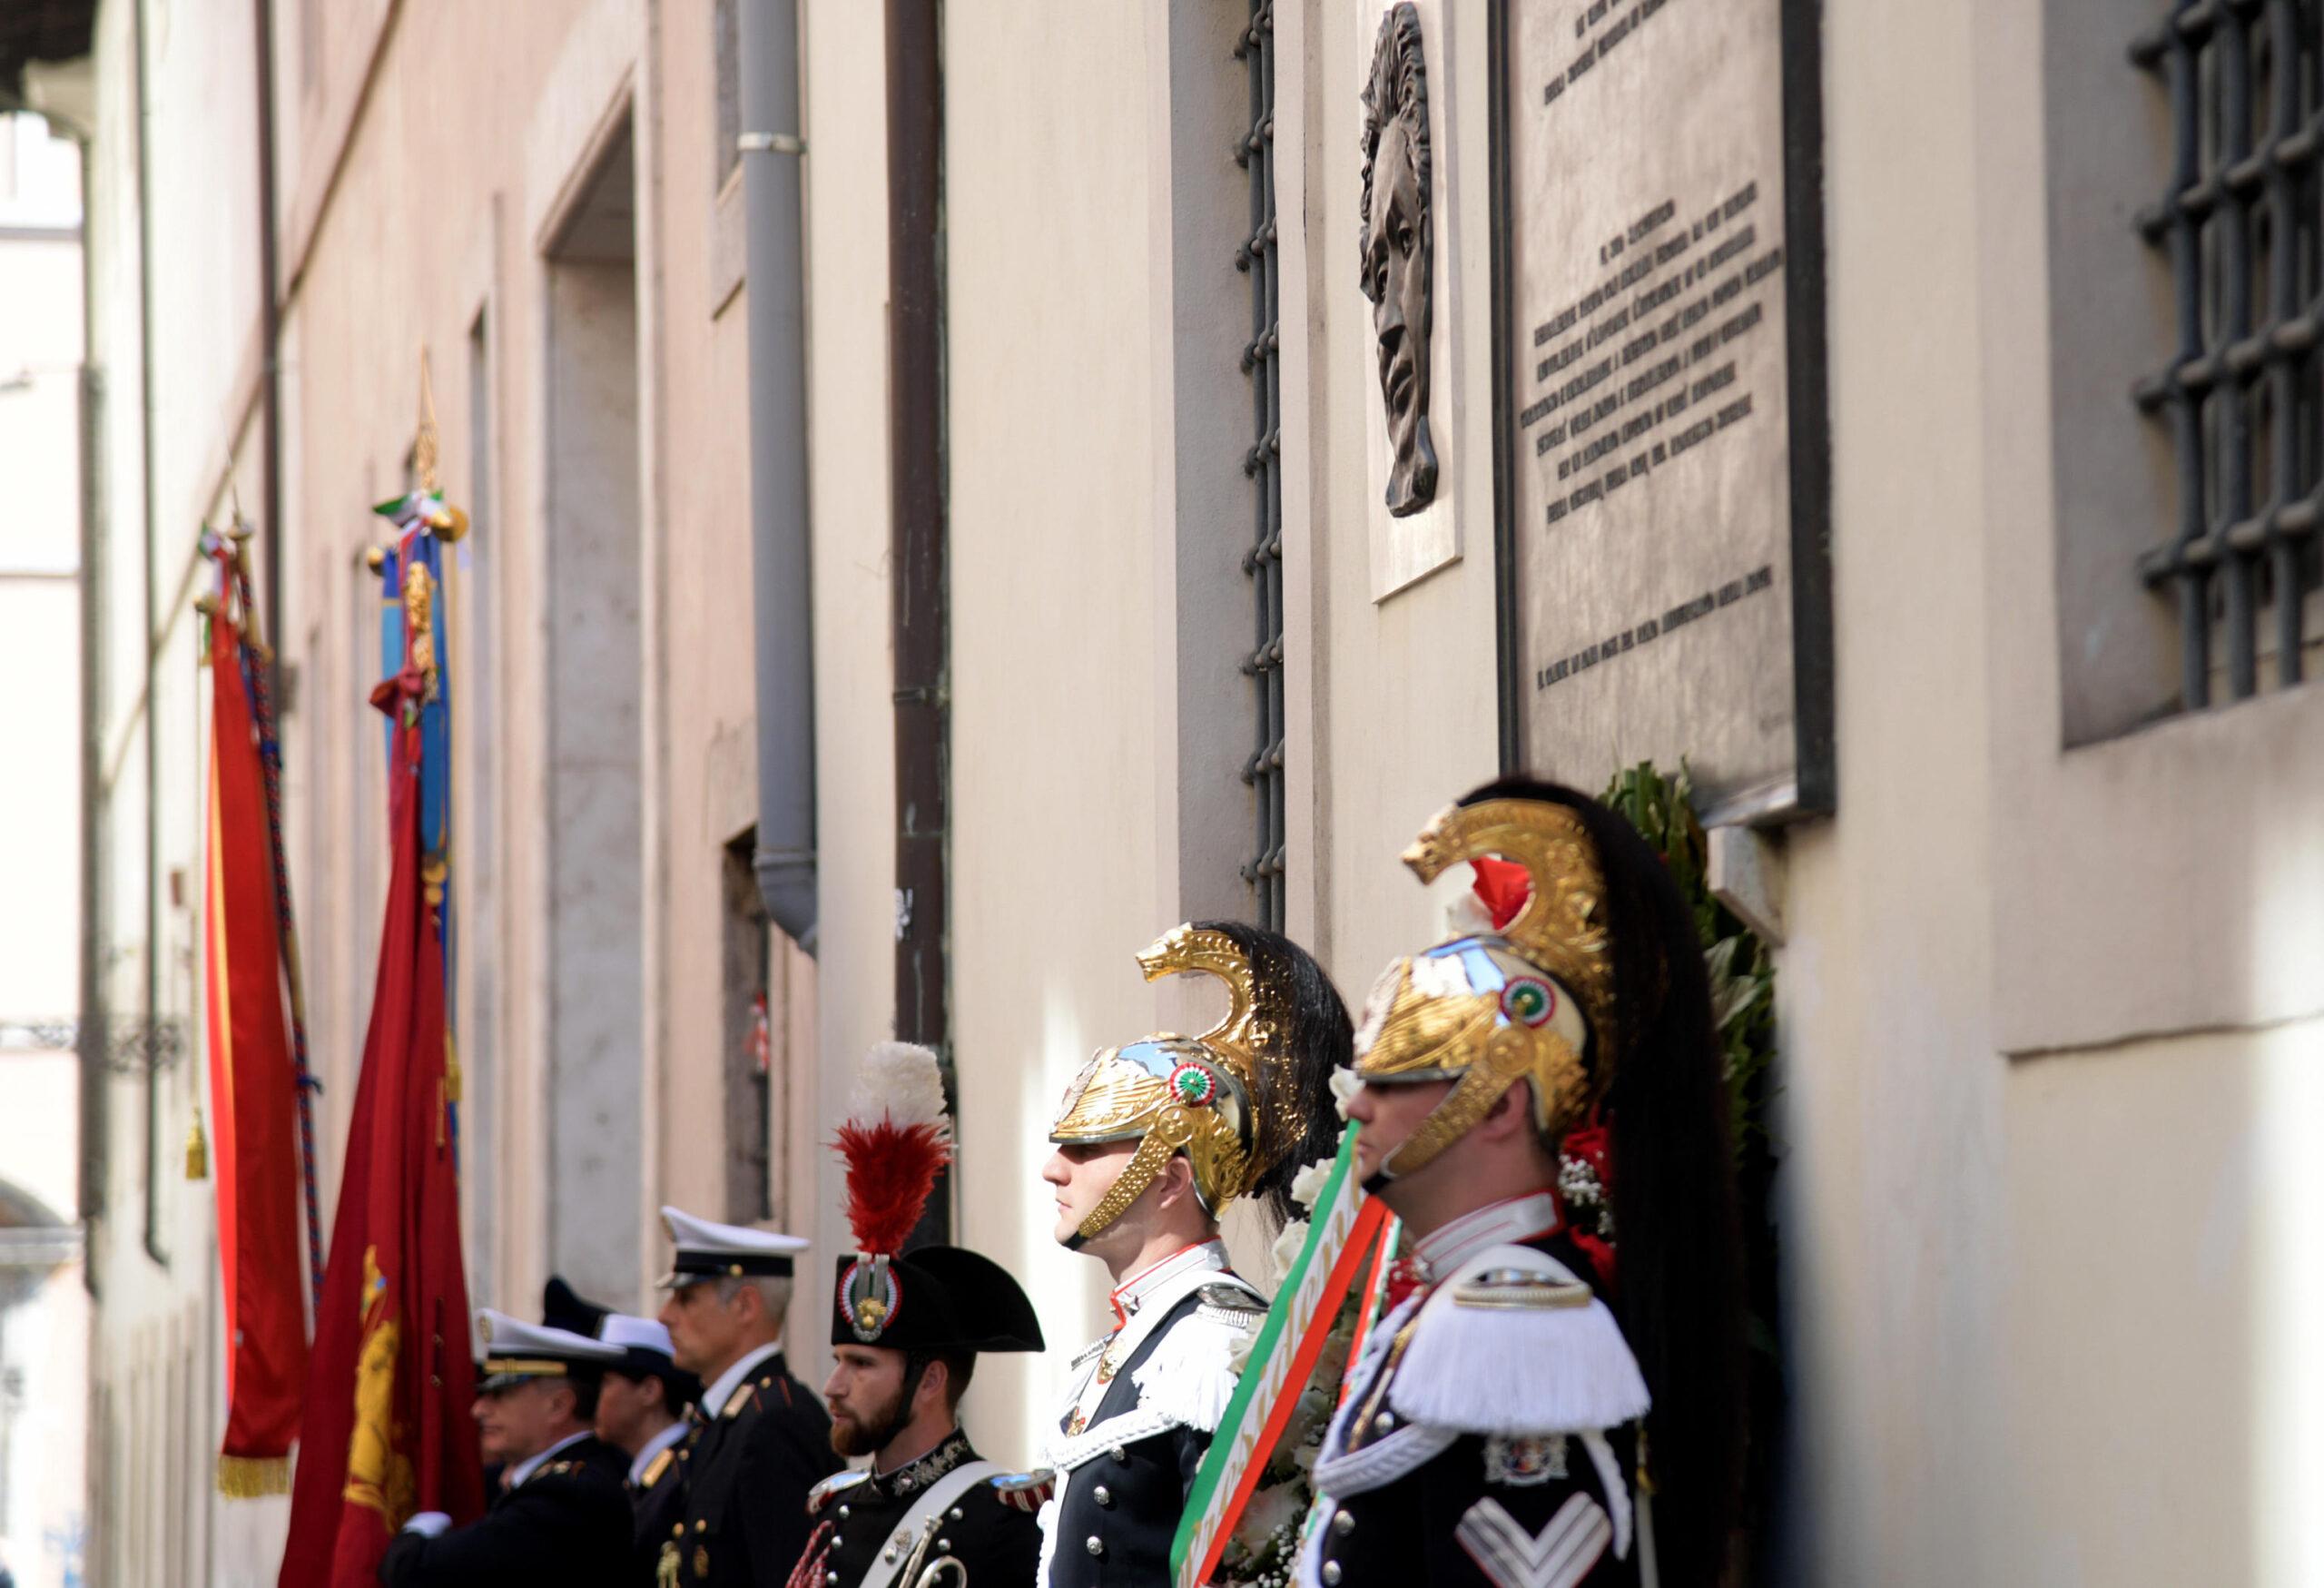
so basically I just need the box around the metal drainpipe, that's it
[133,0,166,1267]
[885,0,949,1236]
[68,117,107,1274]
[252,0,282,678]
[740,0,819,952]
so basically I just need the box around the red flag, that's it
[278,534,482,1585]
[203,596,310,1494]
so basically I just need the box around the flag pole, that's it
[226,519,327,1315]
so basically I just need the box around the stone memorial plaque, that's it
[1494,0,1831,822]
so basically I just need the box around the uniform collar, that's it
[627,1418,688,1485]
[1411,1189,1561,1279]
[1109,1238,1228,1327]
[701,1339,787,1416]
[865,1426,972,1500]
[507,1428,591,1490]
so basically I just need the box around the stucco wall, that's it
[1768,1,2324,1583]
[793,0,896,1403]
[934,1,1175,1464]
[1297,0,1503,992]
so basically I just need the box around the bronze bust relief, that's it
[1360,3,1437,518]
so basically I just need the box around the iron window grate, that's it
[1236,0,1285,930]
[2133,0,2324,708]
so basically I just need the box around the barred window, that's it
[2133,0,2324,708]
[1236,1,1285,929]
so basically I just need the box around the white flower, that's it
[1288,1151,1339,1211]
[1328,1065,1364,1119]
[1269,1218,1311,1287]
[1232,1480,1309,1554]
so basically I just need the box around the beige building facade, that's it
[31,0,2324,1584]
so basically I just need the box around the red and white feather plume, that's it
[832,1041,953,1258]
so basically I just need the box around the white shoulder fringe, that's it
[1131,1304,1257,1435]
[1387,1243,1650,1437]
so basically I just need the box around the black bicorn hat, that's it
[543,1275,613,1337]
[828,1041,1043,1356]
[830,1244,1045,1356]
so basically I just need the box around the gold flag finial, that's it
[415,346,441,497]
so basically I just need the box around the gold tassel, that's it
[185,1112,209,1180]
[443,1031,462,1106]
[215,1453,292,1498]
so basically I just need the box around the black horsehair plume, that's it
[1187,919,1354,1225]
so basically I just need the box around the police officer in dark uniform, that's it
[654,1207,842,1587]
[589,1312,702,1586]
[786,1041,1055,1588]
[1037,922,1348,1586]
[1301,782,1744,1587]
[378,1310,635,1587]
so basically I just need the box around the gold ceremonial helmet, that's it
[1352,796,1620,1182]
[1049,924,1305,1246]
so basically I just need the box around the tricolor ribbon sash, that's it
[1170,1127,1397,1586]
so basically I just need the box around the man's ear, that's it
[642,1375,667,1413]
[1475,1080,1531,1144]
[914,1358,950,1413]
[1152,1152,1197,1212]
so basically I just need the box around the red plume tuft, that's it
[833,1119,952,1258]
[1471,856,1531,932]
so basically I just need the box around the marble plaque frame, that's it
[1489,0,1834,824]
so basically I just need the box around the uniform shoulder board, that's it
[639,1447,676,1490]
[1194,1281,1266,1330]
[721,1380,757,1419]
[1196,1281,1265,1313]
[1389,1244,1649,1438]
[985,1469,1056,1513]
[534,1459,582,1480]
[806,1469,872,1515]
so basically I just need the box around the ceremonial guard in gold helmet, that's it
[1038,922,1348,1587]
[786,1042,1049,1588]
[1302,780,1743,1588]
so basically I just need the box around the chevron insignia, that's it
[1453,1494,1611,1588]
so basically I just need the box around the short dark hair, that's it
[912,1349,976,1413]
[566,1372,603,1424]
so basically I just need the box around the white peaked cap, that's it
[598,1313,675,1356]
[656,1205,811,1287]
[473,1308,625,1387]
